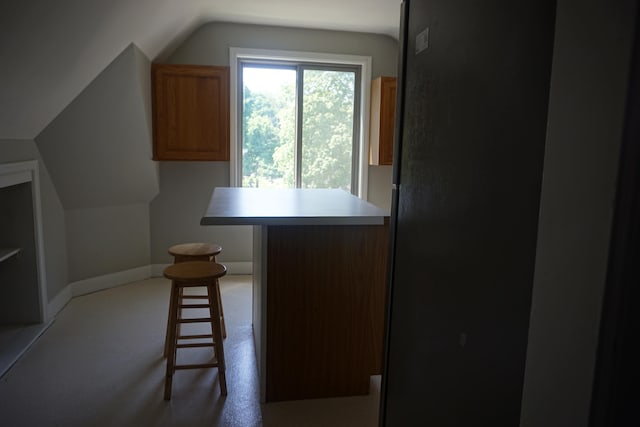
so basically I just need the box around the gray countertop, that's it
[200,187,389,226]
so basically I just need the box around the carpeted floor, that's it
[0,276,380,426]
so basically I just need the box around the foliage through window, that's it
[241,62,360,192]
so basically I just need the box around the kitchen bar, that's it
[201,187,389,402]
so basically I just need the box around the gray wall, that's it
[520,0,637,425]
[150,22,398,265]
[36,44,158,282]
[368,164,393,209]
[65,204,150,280]
[150,162,252,264]
[0,139,68,303]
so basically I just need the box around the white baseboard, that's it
[151,261,252,277]
[46,285,72,321]
[224,261,253,275]
[47,262,252,320]
[70,265,152,297]
[150,264,167,277]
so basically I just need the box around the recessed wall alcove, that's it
[0,160,49,378]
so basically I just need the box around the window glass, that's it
[240,62,359,192]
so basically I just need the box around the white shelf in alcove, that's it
[0,248,21,264]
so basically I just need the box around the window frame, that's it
[230,47,372,199]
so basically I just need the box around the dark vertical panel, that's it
[590,6,640,426]
[382,1,556,425]
[0,182,40,324]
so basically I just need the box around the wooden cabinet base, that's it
[260,223,388,402]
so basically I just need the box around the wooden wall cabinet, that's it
[152,64,230,161]
[369,76,397,166]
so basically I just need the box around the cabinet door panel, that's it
[369,76,397,166]
[379,78,397,165]
[153,64,229,161]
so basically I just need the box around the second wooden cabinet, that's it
[369,76,397,166]
[152,64,230,161]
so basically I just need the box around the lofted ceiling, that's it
[0,0,402,141]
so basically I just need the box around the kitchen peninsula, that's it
[201,187,389,402]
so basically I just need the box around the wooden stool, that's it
[163,261,227,400]
[165,243,226,359]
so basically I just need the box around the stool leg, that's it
[211,256,226,339]
[164,286,185,357]
[164,282,180,400]
[163,296,172,357]
[208,281,227,396]
[164,291,173,357]
[216,281,227,339]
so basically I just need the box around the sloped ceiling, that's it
[0,0,401,140]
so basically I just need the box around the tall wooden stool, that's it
[165,243,226,359]
[163,261,227,400]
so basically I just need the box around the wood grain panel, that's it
[265,222,389,402]
[369,76,397,165]
[152,63,229,161]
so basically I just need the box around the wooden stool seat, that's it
[168,243,222,263]
[163,261,227,400]
[164,260,226,281]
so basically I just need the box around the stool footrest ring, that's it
[178,317,213,324]
[179,303,211,309]
[177,334,214,340]
[176,342,215,349]
[175,363,219,370]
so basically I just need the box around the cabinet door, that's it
[152,64,229,161]
[369,76,397,166]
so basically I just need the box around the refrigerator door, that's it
[381,0,556,425]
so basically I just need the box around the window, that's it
[241,63,359,191]
[230,48,372,198]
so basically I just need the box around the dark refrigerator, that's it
[381,0,556,425]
